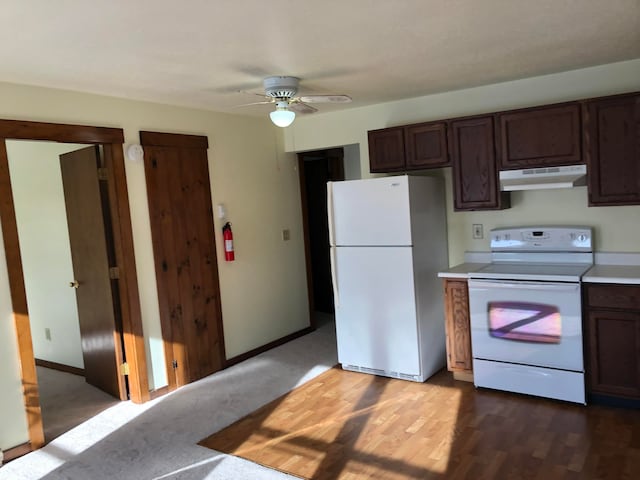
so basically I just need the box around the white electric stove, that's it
[467,226,593,404]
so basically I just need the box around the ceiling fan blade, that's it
[298,94,352,104]
[231,100,274,108]
[289,102,318,114]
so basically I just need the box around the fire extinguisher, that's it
[222,222,235,262]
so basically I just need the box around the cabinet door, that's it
[405,122,449,169]
[450,116,508,210]
[368,127,405,173]
[497,103,582,169]
[587,310,640,398]
[443,279,472,372]
[585,94,640,206]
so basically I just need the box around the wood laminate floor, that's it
[201,367,640,480]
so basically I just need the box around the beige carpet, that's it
[36,366,120,442]
[1,317,337,479]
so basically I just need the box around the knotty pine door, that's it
[141,132,225,390]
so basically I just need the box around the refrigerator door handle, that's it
[327,181,335,246]
[330,246,339,308]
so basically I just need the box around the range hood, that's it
[499,165,587,191]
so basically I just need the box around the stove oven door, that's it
[468,279,583,372]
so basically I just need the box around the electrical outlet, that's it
[472,224,484,239]
[282,229,290,241]
[45,328,51,341]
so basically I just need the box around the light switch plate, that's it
[472,224,484,239]
[282,229,290,241]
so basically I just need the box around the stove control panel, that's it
[490,226,592,252]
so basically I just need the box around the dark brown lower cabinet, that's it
[443,279,473,375]
[585,284,640,402]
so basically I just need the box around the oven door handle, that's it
[468,279,579,292]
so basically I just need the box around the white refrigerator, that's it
[327,175,448,382]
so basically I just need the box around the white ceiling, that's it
[1,0,639,117]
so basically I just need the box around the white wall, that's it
[0,83,309,450]
[284,59,640,264]
[7,141,85,369]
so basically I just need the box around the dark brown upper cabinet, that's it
[584,93,640,206]
[368,126,406,173]
[368,122,448,173]
[449,116,510,211]
[496,103,582,169]
[404,122,449,169]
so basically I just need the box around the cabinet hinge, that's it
[97,167,108,181]
[109,267,120,280]
[172,360,178,369]
[120,362,130,376]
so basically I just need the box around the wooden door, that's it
[449,116,509,211]
[141,132,225,389]
[60,146,126,399]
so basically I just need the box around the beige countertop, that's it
[439,252,640,284]
[583,265,640,285]
[437,263,488,279]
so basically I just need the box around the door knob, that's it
[69,280,79,289]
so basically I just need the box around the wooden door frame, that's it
[0,119,149,451]
[139,130,225,392]
[297,148,345,329]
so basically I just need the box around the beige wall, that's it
[0,82,308,450]
[284,59,640,264]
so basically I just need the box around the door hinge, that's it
[109,267,120,279]
[120,362,130,376]
[172,360,178,369]
[97,167,108,181]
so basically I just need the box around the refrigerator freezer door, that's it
[330,176,412,246]
[333,246,421,376]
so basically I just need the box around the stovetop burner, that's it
[470,262,593,282]
[469,226,594,282]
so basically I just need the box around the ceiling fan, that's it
[238,76,352,127]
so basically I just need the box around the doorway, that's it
[298,148,345,326]
[0,119,148,452]
[7,141,127,442]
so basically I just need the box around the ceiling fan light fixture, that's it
[269,102,296,127]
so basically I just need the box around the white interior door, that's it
[330,176,412,246]
[333,246,420,375]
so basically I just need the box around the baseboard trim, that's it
[225,326,315,368]
[149,385,170,400]
[35,358,85,377]
[2,442,32,463]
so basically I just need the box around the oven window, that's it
[487,301,561,344]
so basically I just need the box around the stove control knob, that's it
[494,235,501,242]
[504,234,510,240]
[578,234,587,242]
